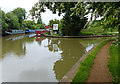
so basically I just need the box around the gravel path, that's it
[86,41,113,82]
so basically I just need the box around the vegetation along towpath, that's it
[86,41,113,82]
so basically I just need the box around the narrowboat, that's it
[35,29,47,37]
[5,30,25,35]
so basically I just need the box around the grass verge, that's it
[72,40,111,83]
[108,40,118,82]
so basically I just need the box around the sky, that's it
[0,0,63,25]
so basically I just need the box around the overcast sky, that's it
[0,0,63,25]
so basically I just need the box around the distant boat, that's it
[25,29,35,34]
[35,29,47,37]
[5,30,25,35]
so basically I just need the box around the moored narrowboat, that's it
[5,30,25,35]
[35,29,47,37]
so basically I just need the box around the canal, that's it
[1,34,104,82]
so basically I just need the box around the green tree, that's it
[23,20,46,30]
[71,2,120,31]
[36,24,45,29]
[90,2,119,31]
[12,7,26,28]
[22,20,35,29]
[5,12,20,29]
[0,9,8,33]
[48,19,59,27]
[37,16,42,24]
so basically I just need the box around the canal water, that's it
[1,34,104,82]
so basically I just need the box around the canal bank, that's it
[45,35,118,38]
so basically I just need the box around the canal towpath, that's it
[86,41,113,82]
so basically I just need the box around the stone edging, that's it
[45,35,118,38]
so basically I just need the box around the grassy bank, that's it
[80,20,118,35]
[79,32,118,36]
[72,40,111,83]
[108,40,118,82]
[80,21,118,36]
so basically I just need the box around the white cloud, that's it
[0,0,37,13]
[41,9,63,25]
[0,0,63,25]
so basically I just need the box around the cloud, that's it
[0,0,63,25]
[0,0,38,12]
[41,9,63,25]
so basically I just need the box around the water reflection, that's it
[0,36,2,83]
[1,35,104,82]
[45,38,60,52]
[48,38,85,80]
[2,35,35,57]
[35,37,46,46]
[0,37,2,61]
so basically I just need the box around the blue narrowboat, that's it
[25,29,35,34]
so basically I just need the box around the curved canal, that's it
[1,34,105,82]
